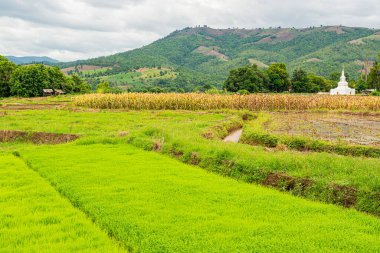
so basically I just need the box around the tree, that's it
[70,74,91,93]
[368,57,380,90]
[356,78,368,92]
[308,74,333,92]
[0,56,16,97]
[224,64,268,93]
[47,67,66,90]
[63,77,74,93]
[96,81,111,93]
[329,71,350,82]
[10,64,49,97]
[291,68,310,93]
[267,63,290,92]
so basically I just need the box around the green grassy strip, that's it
[2,109,380,215]
[127,127,380,216]
[19,143,380,252]
[0,153,122,253]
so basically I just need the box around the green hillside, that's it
[61,26,380,90]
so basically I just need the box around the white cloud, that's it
[0,0,379,61]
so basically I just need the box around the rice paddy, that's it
[1,95,380,252]
[14,143,380,252]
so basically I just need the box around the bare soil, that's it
[267,112,380,147]
[263,172,357,208]
[306,58,322,63]
[0,104,65,110]
[194,46,229,60]
[325,26,346,34]
[0,130,79,144]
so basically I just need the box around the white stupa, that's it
[330,69,355,95]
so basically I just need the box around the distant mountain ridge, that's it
[60,25,380,88]
[6,56,59,65]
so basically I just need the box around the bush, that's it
[243,132,278,148]
[237,89,250,95]
[205,88,222,94]
[284,138,307,150]
[96,81,111,94]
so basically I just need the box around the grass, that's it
[137,67,177,80]
[128,114,380,215]
[101,72,144,86]
[0,109,225,137]
[16,143,380,252]
[1,109,380,215]
[0,95,73,106]
[79,67,111,75]
[2,97,380,251]
[0,154,122,252]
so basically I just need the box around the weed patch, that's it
[0,130,79,144]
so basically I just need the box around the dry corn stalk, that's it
[74,93,380,111]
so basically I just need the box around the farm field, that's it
[1,105,380,213]
[100,68,177,86]
[100,72,144,86]
[74,93,380,111]
[60,65,111,75]
[265,112,380,147]
[0,154,122,252]
[1,95,380,252]
[9,143,379,252]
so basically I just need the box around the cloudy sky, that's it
[0,0,379,62]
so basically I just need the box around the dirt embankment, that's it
[1,104,65,110]
[263,172,358,208]
[0,130,79,144]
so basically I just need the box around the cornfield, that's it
[74,93,380,111]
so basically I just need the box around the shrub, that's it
[237,89,250,95]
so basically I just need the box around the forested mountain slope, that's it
[61,26,380,89]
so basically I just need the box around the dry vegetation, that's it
[266,112,380,147]
[74,93,380,111]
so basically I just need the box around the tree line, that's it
[2,53,379,97]
[224,55,380,94]
[0,56,90,97]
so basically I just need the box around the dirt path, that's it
[223,129,243,143]
[0,104,66,110]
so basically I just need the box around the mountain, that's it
[60,26,380,90]
[6,56,59,65]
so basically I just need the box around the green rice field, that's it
[1,97,380,252]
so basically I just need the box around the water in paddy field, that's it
[223,129,243,143]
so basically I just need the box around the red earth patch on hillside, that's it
[325,26,345,34]
[194,46,229,60]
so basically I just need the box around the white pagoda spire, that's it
[339,69,348,87]
[330,68,355,95]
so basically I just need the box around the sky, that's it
[0,0,379,62]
